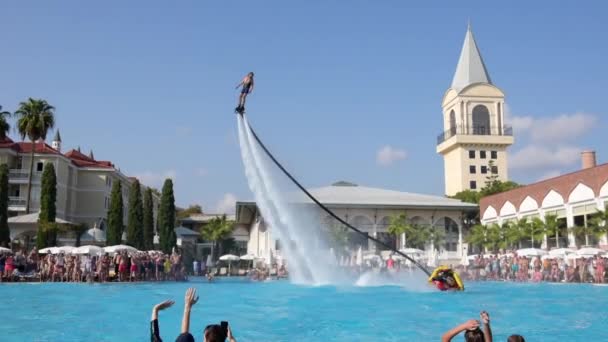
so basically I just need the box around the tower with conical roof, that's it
[437,25,514,196]
[51,129,62,152]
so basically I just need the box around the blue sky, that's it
[1,1,607,212]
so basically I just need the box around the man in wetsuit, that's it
[235,72,254,114]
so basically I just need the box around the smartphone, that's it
[221,321,228,336]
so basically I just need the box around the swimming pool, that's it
[1,278,606,341]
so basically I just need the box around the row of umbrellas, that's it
[37,244,139,255]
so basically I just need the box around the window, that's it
[491,151,497,159]
[470,181,477,190]
[480,151,487,159]
[491,166,498,174]
[469,165,476,174]
[481,166,488,174]
[104,197,108,209]
[468,150,475,159]
[36,162,44,172]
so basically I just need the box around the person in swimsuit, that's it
[235,72,254,113]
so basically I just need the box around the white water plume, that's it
[236,115,428,289]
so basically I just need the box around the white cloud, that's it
[510,145,580,170]
[215,193,237,214]
[376,145,407,167]
[134,170,177,188]
[508,112,597,142]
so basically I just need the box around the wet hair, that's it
[248,72,254,77]
[508,335,525,342]
[203,324,226,342]
[464,328,485,342]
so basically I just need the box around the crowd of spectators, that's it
[0,248,187,283]
[457,253,606,283]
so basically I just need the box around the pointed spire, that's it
[450,24,492,92]
[77,146,81,153]
[89,149,95,160]
[53,129,62,142]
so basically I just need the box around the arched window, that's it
[472,105,491,135]
[449,110,457,136]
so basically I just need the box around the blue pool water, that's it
[1,278,607,341]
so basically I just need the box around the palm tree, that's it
[387,214,417,249]
[501,221,521,250]
[528,217,546,248]
[14,98,55,214]
[543,214,561,248]
[466,224,487,253]
[514,218,530,248]
[484,223,502,253]
[201,215,234,260]
[0,106,11,139]
[588,205,608,245]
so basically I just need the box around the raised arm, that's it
[480,311,493,342]
[150,300,174,342]
[235,80,244,89]
[227,325,237,342]
[441,320,479,342]
[181,288,199,334]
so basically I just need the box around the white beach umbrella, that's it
[239,254,256,261]
[53,246,75,254]
[219,254,240,261]
[400,248,425,255]
[576,247,605,257]
[72,245,103,255]
[104,245,138,254]
[38,247,58,254]
[0,247,12,254]
[549,248,575,257]
[467,254,480,261]
[516,248,547,257]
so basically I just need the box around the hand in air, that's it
[463,319,480,331]
[154,300,175,311]
[480,311,490,324]
[185,288,199,307]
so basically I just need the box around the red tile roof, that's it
[64,149,114,169]
[0,138,114,169]
[0,138,60,154]
[480,163,608,217]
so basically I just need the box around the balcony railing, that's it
[437,125,513,145]
[9,196,27,207]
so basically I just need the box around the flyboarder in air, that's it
[235,72,254,115]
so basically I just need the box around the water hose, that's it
[243,115,431,277]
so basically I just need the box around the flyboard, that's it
[428,265,464,291]
[237,108,451,284]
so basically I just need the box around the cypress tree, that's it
[39,163,57,247]
[143,188,154,250]
[0,164,10,247]
[107,181,124,245]
[126,179,144,249]
[158,179,176,253]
